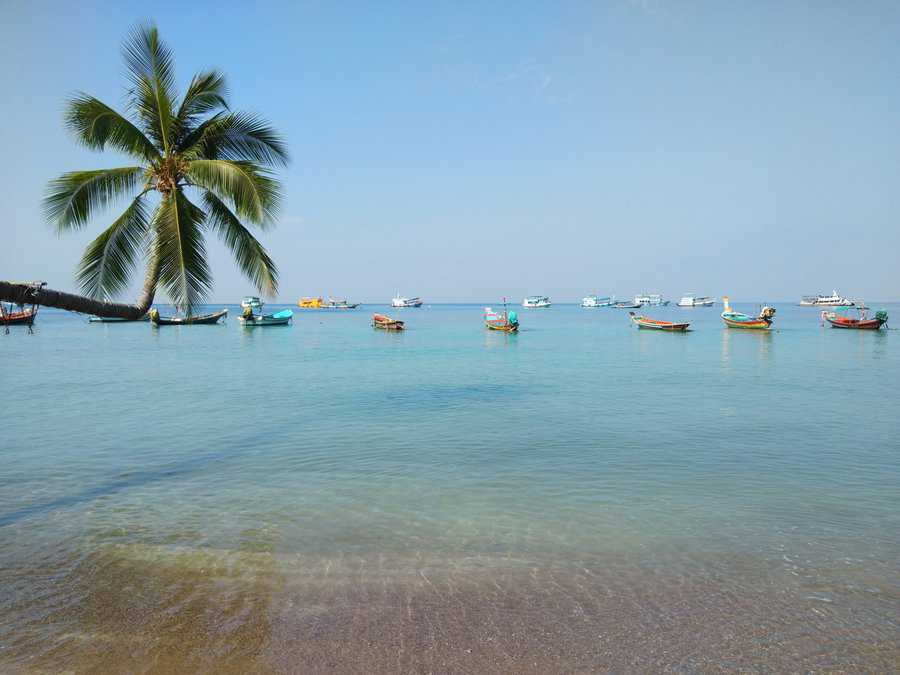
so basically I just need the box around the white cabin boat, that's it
[677,295,715,307]
[581,295,614,308]
[634,294,668,306]
[523,295,551,308]
[391,294,423,308]
[800,291,853,307]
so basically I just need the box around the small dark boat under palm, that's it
[89,315,150,323]
[148,308,228,326]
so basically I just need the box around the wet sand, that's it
[2,545,898,673]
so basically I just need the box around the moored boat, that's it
[581,295,614,308]
[800,291,854,307]
[677,295,715,307]
[628,312,690,331]
[634,294,669,307]
[391,295,423,308]
[242,296,263,310]
[148,308,228,326]
[323,299,359,309]
[299,297,359,309]
[614,300,641,309]
[89,315,149,323]
[822,306,887,330]
[484,305,519,332]
[522,295,551,308]
[240,308,293,326]
[721,297,775,329]
[1,304,37,326]
[372,313,405,330]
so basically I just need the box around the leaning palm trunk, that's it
[1,281,149,319]
[1,251,160,319]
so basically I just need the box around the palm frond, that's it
[183,112,289,167]
[187,159,280,226]
[174,70,228,141]
[123,24,177,153]
[155,190,212,310]
[76,195,150,299]
[65,94,160,162]
[44,167,146,232]
[203,192,278,295]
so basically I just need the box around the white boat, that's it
[677,295,715,307]
[523,295,551,308]
[581,295,614,308]
[391,294,423,308]
[634,294,668,307]
[241,296,263,310]
[800,291,854,307]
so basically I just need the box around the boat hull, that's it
[0,308,37,325]
[239,310,293,326]
[629,313,689,331]
[722,315,772,329]
[373,314,405,330]
[150,309,228,326]
[825,317,885,330]
[89,315,149,323]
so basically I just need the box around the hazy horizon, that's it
[2,1,899,303]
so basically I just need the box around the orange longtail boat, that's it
[628,312,690,332]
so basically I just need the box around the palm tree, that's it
[0,23,287,318]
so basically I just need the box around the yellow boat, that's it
[298,297,325,308]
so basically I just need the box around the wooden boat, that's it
[372,313,405,330]
[822,307,887,330]
[148,308,228,325]
[484,306,519,332]
[628,312,689,331]
[88,315,149,323]
[239,308,293,326]
[721,297,775,329]
[0,304,37,325]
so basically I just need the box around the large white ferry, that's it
[799,291,853,307]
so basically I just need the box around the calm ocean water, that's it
[2,302,898,672]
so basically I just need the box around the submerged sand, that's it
[1,544,898,673]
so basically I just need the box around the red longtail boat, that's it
[822,307,887,330]
[0,304,37,326]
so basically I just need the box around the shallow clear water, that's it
[2,302,898,671]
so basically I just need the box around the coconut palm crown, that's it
[43,23,287,314]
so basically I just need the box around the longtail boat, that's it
[0,304,37,325]
[721,297,775,329]
[239,308,293,326]
[148,308,228,326]
[484,304,519,332]
[822,307,887,330]
[628,312,689,331]
[372,313,404,330]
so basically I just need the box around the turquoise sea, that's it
[1,302,898,672]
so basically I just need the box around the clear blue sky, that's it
[2,1,898,302]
